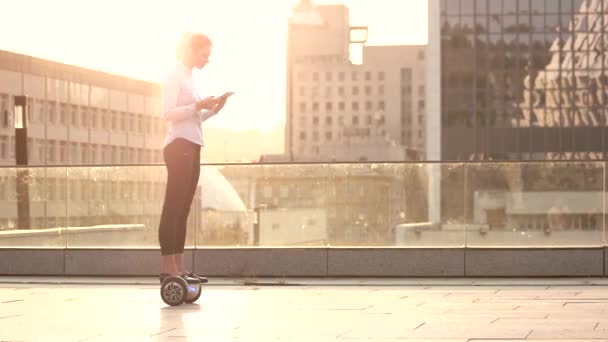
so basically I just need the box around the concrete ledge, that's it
[327,248,464,276]
[466,248,605,277]
[0,248,606,277]
[64,249,194,276]
[0,249,64,275]
[194,248,328,277]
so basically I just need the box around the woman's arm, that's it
[162,73,198,122]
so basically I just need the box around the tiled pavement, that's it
[1,277,608,341]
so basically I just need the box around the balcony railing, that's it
[0,161,605,249]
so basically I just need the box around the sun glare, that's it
[1,0,428,131]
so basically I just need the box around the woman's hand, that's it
[212,96,229,113]
[196,96,218,111]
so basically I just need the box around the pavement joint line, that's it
[2,299,23,303]
[413,322,426,330]
[0,314,23,320]
[335,330,351,338]
[150,328,176,337]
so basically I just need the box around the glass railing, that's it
[0,161,604,248]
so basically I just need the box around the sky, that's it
[0,0,428,132]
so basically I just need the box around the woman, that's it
[158,32,228,283]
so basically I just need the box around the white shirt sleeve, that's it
[162,72,198,122]
[199,109,217,123]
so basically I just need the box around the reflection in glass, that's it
[0,167,68,248]
[440,0,607,160]
[465,162,604,247]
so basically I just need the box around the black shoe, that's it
[186,272,209,283]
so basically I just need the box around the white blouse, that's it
[161,62,216,149]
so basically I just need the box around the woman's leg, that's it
[158,139,197,275]
[175,145,201,273]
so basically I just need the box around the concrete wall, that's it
[0,247,605,277]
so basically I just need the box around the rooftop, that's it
[2,277,608,341]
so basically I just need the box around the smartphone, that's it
[218,92,235,99]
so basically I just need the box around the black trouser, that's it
[158,138,201,256]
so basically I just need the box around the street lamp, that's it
[14,95,30,229]
[349,26,368,44]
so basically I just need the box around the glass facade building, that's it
[439,0,608,160]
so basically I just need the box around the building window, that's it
[36,139,44,163]
[313,131,319,141]
[299,103,306,113]
[352,71,358,81]
[137,115,144,133]
[47,140,56,163]
[339,102,345,111]
[81,143,88,164]
[326,132,332,141]
[418,50,425,61]
[280,185,289,198]
[59,141,67,163]
[365,71,371,81]
[313,116,319,125]
[0,136,6,160]
[300,132,306,140]
[379,101,385,111]
[379,85,385,96]
[365,86,372,96]
[338,72,345,82]
[352,86,359,96]
[71,143,79,164]
[80,109,88,129]
[121,147,128,164]
[326,116,333,125]
[312,102,319,112]
[60,104,68,126]
[145,117,152,133]
[325,72,332,82]
[71,106,79,127]
[48,103,56,124]
[378,71,385,81]
[91,145,98,164]
[299,87,306,96]
[338,87,344,97]
[9,136,14,160]
[120,112,127,131]
[352,102,359,111]
[312,72,319,82]
[353,116,359,125]
[325,102,333,112]
[111,111,118,130]
[90,110,97,129]
[129,113,135,131]
[366,101,373,111]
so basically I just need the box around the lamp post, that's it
[349,26,368,44]
[14,95,30,229]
